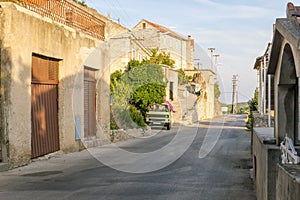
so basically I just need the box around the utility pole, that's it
[231,75,238,114]
[213,54,220,66]
[194,58,201,70]
[208,48,215,70]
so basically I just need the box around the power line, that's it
[114,0,133,25]
[88,0,133,27]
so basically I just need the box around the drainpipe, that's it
[260,60,264,115]
[263,56,267,115]
[268,74,271,127]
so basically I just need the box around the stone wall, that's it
[184,69,215,120]
[252,111,274,128]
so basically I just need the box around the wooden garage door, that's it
[84,67,96,137]
[31,55,59,158]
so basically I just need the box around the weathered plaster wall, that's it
[0,43,11,164]
[0,2,109,168]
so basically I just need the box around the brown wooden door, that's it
[31,55,59,158]
[84,68,96,137]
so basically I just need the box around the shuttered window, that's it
[84,67,96,137]
[32,55,59,84]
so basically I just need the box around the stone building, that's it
[253,43,274,128]
[132,19,195,70]
[0,0,127,170]
[185,69,216,120]
[252,2,300,199]
[108,32,152,73]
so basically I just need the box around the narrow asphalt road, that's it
[0,114,255,200]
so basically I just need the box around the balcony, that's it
[7,0,105,41]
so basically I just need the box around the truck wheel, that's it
[167,124,171,130]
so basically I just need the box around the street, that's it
[0,115,255,200]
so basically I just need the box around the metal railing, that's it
[11,0,105,40]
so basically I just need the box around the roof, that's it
[254,43,271,70]
[133,19,188,41]
[254,56,263,70]
[268,2,300,74]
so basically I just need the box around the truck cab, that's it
[145,103,171,130]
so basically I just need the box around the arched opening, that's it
[278,44,298,143]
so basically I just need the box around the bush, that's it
[110,120,118,130]
[129,105,146,127]
[246,89,258,130]
[111,105,145,130]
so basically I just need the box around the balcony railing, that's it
[11,0,105,41]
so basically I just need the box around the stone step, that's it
[0,163,9,172]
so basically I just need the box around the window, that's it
[132,47,136,60]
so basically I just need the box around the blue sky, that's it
[86,0,291,103]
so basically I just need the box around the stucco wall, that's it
[252,128,281,200]
[276,164,300,200]
[0,2,110,168]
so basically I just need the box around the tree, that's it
[72,0,87,7]
[246,88,259,130]
[214,82,221,100]
[248,88,258,112]
[110,46,176,129]
[110,70,122,93]
[111,63,167,129]
[130,83,166,113]
[150,49,175,67]
[114,63,166,109]
[178,68,187,85]
[127,59,150,71]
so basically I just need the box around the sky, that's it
[85,0,291,104]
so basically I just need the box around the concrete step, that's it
[83,137,110,148]
[0,163,9,172]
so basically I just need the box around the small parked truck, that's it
[145,103,171,130]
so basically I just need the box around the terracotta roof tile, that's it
[141,19,187,40]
